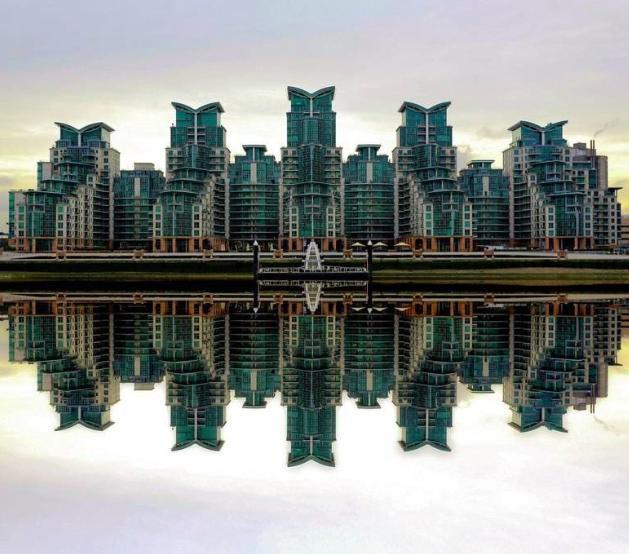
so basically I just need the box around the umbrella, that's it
[395,242,411,248]
[351,242,365,248]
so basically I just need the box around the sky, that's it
[1,0,628,229]
[1,319,629,553]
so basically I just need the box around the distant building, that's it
[458,160,510,248]
[342,145,394,244]
[393,102,473,252]
[228,145,280,250]
[153,102,230,253]
[9,122,120,252]
[503,122,620,250]
[5,87,623,254]
[113,163,165,250]
[280,86,343,251]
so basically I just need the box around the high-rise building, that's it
[503,121,620,250]
[228,145,280,250]
[9,122,120,251]
[458,160,510,248]
[280,86,343,251]
[153,102,230,253]
[342,145,394,244]
[393,102,473,252]
[113,163,165,250]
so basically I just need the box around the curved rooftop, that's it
[287,85,335,100]
[508,120,568,132]
[398,101,451,113]
[171,101,225,114]
[54,122,115,133]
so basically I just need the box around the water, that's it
[1,291,629,553]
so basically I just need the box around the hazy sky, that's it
[1,0,628,227]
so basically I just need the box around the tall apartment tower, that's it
[393,102,473,252]
[113,163,165,250]
[503,120,620,250]
[153,102,230,253]
[458,160,510,248]
[228,145,281,250]
[279,86,343,251]
[9,122,120,252]
[342,145,395,244]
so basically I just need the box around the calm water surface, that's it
[1,291,629,553]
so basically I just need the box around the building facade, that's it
[5,89,622,254]
[503,121,620,251]
[393,102,473,252]
[280,86,343,251]
[342,145,394,244]
[458,160,510,248]
[153,102,230,253]
[228,145,280,250]
[113,163,165,250]
[9,123,120,252]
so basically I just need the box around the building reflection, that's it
[6,294,621,465]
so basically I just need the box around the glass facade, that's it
[153,102,230,252]
[458,160,510,247]
[504,121,620,250]
[8,123,120,252]
[113,163,165,249]
[228,145,280,249]
[280,86,343,251]
[393,102,473,252]
[5,90,621,254]
[342,145,394,243]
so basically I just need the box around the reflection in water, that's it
[6,294,621,466]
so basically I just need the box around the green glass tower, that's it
[503,121,619,250]
[393,102,473,252]
[280,86,343,251]
[9,123,120,252]
[113,163,165,250]
[342,145,394,244]
[458,160,509,248]
[228,145,280,250]
[153,102,230,252]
